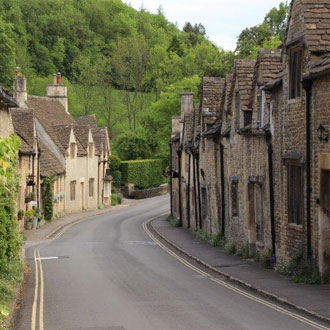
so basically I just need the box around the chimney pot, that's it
[16,67,21,77]
[56,72,62,84]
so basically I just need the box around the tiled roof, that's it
[304,53,330,79]
[73,125,90,149]
[194,104,201,138]
[11,109,35,154]
[250,49,282,107]
[38,139,65,177]
[0,85,18,107]
[76,114,98,128]
[224,74,234,114]
[202,118,222,138]
[286,0,330,53]
[92,127,109,156]
[201,77,226,114]
[28,96,86,157]
[234,59,257,111]
[53,125,72,151]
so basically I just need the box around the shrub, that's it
[25,210,35,222]
[196,229,211,243]
[109,154,121,171]
[112,170,122,187]
[111,193,119,206]
[42,176,55,221]
[224,241,237,255]
[120,159,165,189]
[210,231,226,247]
[166,216,180,227]
[260,249,274,269]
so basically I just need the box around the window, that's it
[70,143,76,159]
[243,111,252,127]
[104,181,110,198]
[70,181,76,201]
[287,164,304,224]
[89,178,94,197]
[231,180,239,216]
[289,47,302,99]
[89,143,94,158]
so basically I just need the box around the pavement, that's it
[14,195,329,330]
[151,215,330,322]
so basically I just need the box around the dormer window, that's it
[89,143,94,158]
[70,143,76,159]
[243,111,252,127]
[289,47,302,99]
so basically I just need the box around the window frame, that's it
[287,163,304,225]
[289,47,303,100]
[89,178,94,198]
[70,180,76,201]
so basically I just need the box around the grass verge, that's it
[0,259,24,330]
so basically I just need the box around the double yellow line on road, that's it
[143,219,329,330]
[31,249,45,330]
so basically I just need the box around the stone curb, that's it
[149,216,330,324]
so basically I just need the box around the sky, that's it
[123,0,285,51]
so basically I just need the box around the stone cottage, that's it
[265,0,330,275]
[10,109,40,225]
[0,85,17,138]
[171,0,329,277]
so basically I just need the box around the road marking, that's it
[143,219,329,330]
[36,257,59,260]
[31,249,38,330]
[37,250,45,330]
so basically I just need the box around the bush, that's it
[42,176,55,221]
[112,170,122,187]
[109,154,121,171]
[196,229,211,243]
[224,241,237,255]
[167,216,180,227]
[120,159,165,189]
[210,231,225,247]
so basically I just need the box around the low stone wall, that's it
[132,184,169,200]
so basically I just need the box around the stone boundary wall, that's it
[132,184,169,200]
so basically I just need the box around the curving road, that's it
[15,195,327,330]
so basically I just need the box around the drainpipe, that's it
[266,131,276,257]
[97,160,100,207]
[220,143,226,237]
[169,143,173,217]
[37,152,41,208]
[102,160,105,206]
[196,151,202,230]
[177,149,183,227]
[303,80,312,259]
[192,150,198,230]
[187,152,191,228]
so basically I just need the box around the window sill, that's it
[288,98,302,105]
[288,223,304,232]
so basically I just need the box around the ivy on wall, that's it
[0,135,23,272]
[41,176,55,221]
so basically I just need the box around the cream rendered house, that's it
[12,72,111,217]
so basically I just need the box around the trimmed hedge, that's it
[120,159,165,189]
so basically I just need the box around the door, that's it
[319,169,330,276]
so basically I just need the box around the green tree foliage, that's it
[0,135,23,272]
[236,2,289,58]
[120,159,165,189]
[109,154,122,186]
[142,75,201,158]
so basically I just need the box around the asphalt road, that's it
[15,195,327,330]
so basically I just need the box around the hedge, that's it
[120,159,166,189]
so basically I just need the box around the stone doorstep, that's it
[150,216,330,324]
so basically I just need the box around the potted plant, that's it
[25,209,35,230]
[25,191,35,204]
[17,209,25,221]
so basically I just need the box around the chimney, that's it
[13,67,27,108]
[46,72,68,113]
[181,91,194,119]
